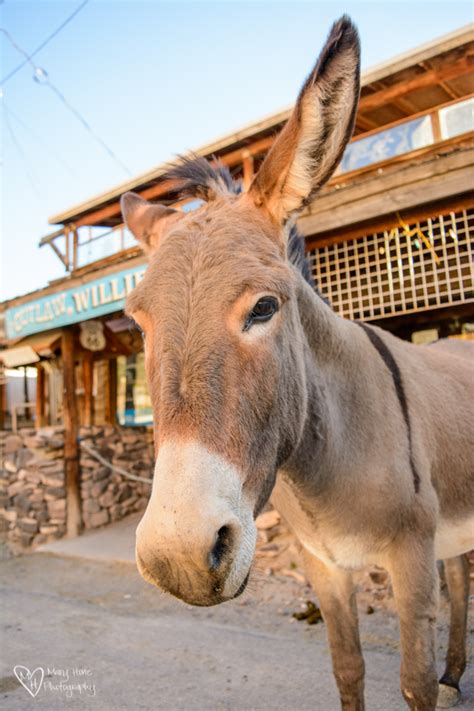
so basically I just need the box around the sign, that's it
[79,321,106,351]
[5,265,146,339]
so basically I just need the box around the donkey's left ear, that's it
[120,192,182,255]
[249,15,360,224]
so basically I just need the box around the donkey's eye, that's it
[244,296,279,331]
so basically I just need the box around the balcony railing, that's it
[308,207,474,321]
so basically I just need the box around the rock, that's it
[13,494,32,513]
[82,499,100,514]
[4,456,18,473]
[98,490,117,508]
[18,517,39,534]
[91,467,109,482]
[4,435,22,454]
[20,532,34,547]
[16,448,34,468]
[2,509,17,523]
[23,436,43,449]
[109,505,123,521]
[30,490,44,502]
[118,485,132,503]
[41,474,64,487]
[36,459,64,471]
[91,480,108,498]
[256,510,281,530]
[36,426,57,439]
[47,499,66,515]
[44,487,66,498]
[87,510,109,528]
[39,524,59,535]
[25,471,42,484]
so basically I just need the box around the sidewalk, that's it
[36,511,141,563]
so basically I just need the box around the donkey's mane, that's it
[162,155,324,294]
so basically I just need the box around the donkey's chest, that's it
[271,476,384,571]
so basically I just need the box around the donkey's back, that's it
[410,337,474,534]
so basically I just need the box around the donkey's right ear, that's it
[249,16,360,225]
[120,192,182,254]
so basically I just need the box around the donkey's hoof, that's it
[437,683,461,708]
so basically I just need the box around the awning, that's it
[0,329,62,367]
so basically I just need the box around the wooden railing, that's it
[308,207,474,321]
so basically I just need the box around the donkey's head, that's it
[122,16,360,606]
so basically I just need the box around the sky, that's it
[1,0,472,302]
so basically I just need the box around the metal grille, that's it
[308,208,474,321]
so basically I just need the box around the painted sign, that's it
[5,264,146,339]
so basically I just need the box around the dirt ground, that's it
[1,537,473,711]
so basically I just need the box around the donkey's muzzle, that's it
[135,515,247,606]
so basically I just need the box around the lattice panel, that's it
[307,208,474,321]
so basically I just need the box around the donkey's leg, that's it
[437,555,470,709]
[387,538,439,711]
[301,549,365,711]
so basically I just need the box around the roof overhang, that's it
[48,23,474,228]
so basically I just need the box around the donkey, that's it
[121,16,473,711]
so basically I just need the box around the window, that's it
[117,353,153,426]
[439,98,474,140]
[340,115,433,173]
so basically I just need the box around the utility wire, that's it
[1,0,89,85]
[0,28,132,176]
[2,108,43,199]
[2,99,78,177]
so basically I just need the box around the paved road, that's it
[1,551,473,710]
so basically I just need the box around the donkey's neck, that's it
[285,277,385,495]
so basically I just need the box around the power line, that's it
[2,99,78,177]
[0,28,132,176]
[2,108,43,199]
[1,0,89,85]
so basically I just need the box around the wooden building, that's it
[1,24,473,443]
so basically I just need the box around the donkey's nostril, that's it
[209,525,233,570]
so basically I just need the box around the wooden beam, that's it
[430,110,442,142]
[359,57,474,113]
[242,153,254,191]
[371,80,417,115]
[0,378,5,430]
[82,352,94,427]
[299,145,474,237]
[105,358,117,425]
[355,114,378,131]
[420,61,459,100]
[62,329,82,537]
[304,193,474,250]
[35,364,46,428]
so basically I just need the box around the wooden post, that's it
[430,110,442,143]
[82,352,94,427]
[106,358,117,425]
[62,329,82,537]
[0,378,5,430]
[36,365,46,428]
[242,152,254,192]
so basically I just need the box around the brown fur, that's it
[121,16,473,711]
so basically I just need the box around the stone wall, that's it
[0,427,66,548]
[79,426,153,529]
[0,426,154,550]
